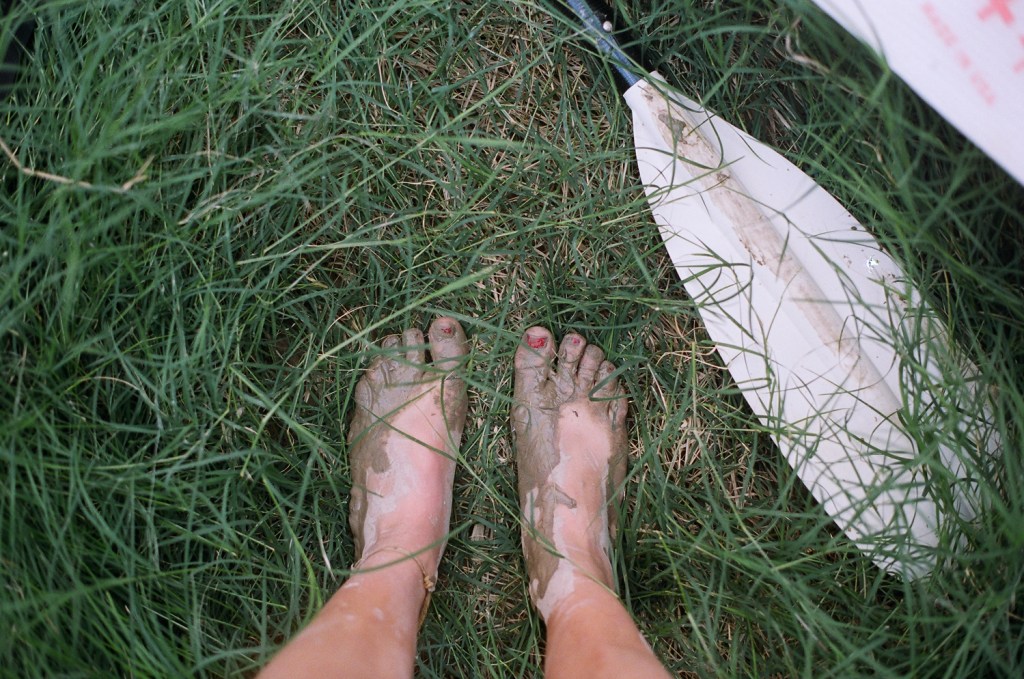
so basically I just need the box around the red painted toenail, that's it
[440,324,454,336]
[572,336,581,345]
[527,334,546,349]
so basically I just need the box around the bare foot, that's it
[512,326,628,621]
[348,316,469,581]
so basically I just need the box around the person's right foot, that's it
[512,326,629,620]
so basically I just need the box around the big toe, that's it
[514,326,555,393]
[427,316,468,371]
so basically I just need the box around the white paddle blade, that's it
[624,75,998,578]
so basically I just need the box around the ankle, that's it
[553,537,613,584]
[356,546,437,588]
[360,521,447,573]
[345,553,430,625]
[533,556,617,622]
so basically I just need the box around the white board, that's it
[809,0,1024,186]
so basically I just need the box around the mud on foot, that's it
[347,316,469,580]
[512,326,628,620]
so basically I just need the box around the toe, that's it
[514,326,555,396]
[555,333,586,396]
[515,326,556,366]
[354,376,373,407]
[364,354,386,383]
[403,327,426,366]
[577,344,605,390]
[427,316,468,371]
[592,360,618,399]
[609,381,628,431]
[607,447,628,539]
[376,334,402,382]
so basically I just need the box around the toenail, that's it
[571,336,581,345]
[527,334,546,349]
[439,324,454,336]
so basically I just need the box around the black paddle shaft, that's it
[558,0,648,92]
[1,0,36,101]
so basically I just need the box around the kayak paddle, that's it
[556,0,1000,578]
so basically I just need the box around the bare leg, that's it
[260,317,469,679]
[513,326,671,679]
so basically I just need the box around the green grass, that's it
[2,0,1022,676]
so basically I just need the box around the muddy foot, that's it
[512,326,628,620]
[348,316,469,580]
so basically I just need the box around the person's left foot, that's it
[347,316,469,580]
[511,326,628,620]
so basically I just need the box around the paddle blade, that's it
[624,75,999,578]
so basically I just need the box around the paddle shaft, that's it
[559,0,641,91]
